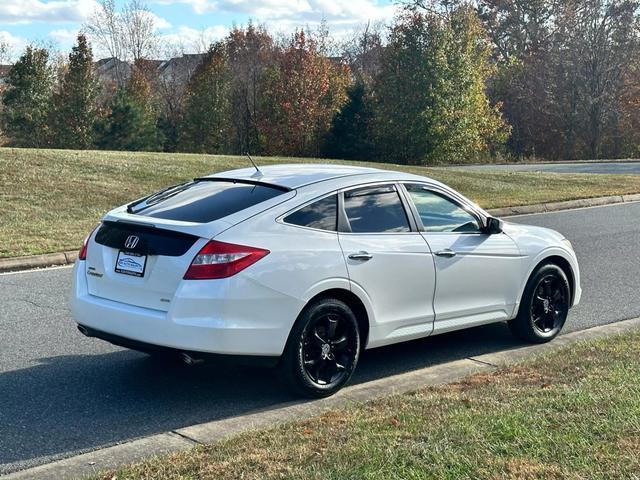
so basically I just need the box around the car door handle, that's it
[435,249,457,258]
[348,252,373,261]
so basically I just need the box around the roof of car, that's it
[207,163,424,189]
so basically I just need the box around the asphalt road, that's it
[2,202,640,475]
[457,161,640,174]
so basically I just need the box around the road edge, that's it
[4,316,640,480]
[3,193,640,274]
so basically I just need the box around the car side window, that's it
[344,185,410,233]
[405,185,481,233]
[283,194,337,231]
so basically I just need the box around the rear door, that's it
[402,183,522,333]
[337,184,436,347]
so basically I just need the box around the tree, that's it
[1,46,53,147]
[85,0,158,85]
[49,34,100,149]
[566,0,640,158]
[341,22,385,83]
[85,0,126,84]
[323,81,376,160]
[373,8,508,164]
[0,39,11,65]
[96,61,162,151]
[480,0,640,159]
[478,0,558,157]
[179,43,231,153]
[122,0,158,62]
[259,30,350,157]
[225,24,275,154]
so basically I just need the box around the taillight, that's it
[183,240,269,280]
[78,225,99,261]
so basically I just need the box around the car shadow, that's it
[0,322,521,472]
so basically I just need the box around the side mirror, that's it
[485,216,504,235]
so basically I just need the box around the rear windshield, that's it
[135,180,286,223]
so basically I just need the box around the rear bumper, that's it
[76,324,280,367]
[70,262,302,357]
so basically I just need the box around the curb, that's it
[5,316,640,480]
[486,193,640,218]
[447,158,640,167]
[0,251,78,274]
[3,193,640,275]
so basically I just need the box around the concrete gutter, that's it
[4,316,640,480]
[3,193,640,274]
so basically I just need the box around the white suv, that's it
[71,164,581,397]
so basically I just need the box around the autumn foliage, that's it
[259,31,350,157]
[4,1,640,162]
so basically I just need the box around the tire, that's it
[509,263,571,344]
[280,298,361,398]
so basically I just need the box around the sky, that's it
[0,0,400,61]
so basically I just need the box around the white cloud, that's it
[0,31,28,61]
[132,10,172,30]
[151,0,398,38]
[49,28,80,46]
[158,25,228,53]
[0,0,100,25]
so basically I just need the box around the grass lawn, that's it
[3,147,640,257]
[95,331,640,480]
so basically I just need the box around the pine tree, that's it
[323,81,375,160]
[1,46,53,147]
[50,34,100,149]
[96,64,162,151]
[179,43,231,153]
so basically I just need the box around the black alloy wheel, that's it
[281,298,360,398]
[302,311,357,387]
[509,263,571,344]
[530,274,569,335]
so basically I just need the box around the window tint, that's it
[406,185,481,233]
[284,195,337,231]
[138,181,285,223]
[344,185,410,233]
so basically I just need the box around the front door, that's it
[337,184,436,348]
[403,184,522,334]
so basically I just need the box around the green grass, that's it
[3,147,640,258]
[94,332,640,480]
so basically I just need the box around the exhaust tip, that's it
[77,325,90,337]
[181,352,204,366]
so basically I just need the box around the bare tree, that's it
[85,0,125,82]
[0,39,12,65]
[85,0,157,83]
[341,21,385,82]
[122,0,158,62]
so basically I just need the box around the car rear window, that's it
[136,180,286,223]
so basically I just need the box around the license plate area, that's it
[115,251,147,277]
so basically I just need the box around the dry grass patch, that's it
[93,332,640,480]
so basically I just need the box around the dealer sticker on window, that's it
[115,251,147,277]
